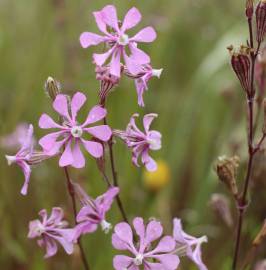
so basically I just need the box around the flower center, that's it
[118,34,129,46]
[133,254,144,266]
[100,220,112,234]
[35,224,45,236]
[71,126,83,138]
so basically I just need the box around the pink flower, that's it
[114,113,161,172]
[173,218,208,270]
[80,5,157,77]
[5,124,47,195]
[112,217,180,270]
[73,183,119,238]
[28,207,76,258]
[134,65,163,107]
[38,92,112,168]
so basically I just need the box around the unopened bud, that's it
[44,76,61,100]
[228,45,251,94]
[253,220,266,246]
[246,0,254,19]
[209,193,233,227]
[256,0,266,43]
[215,155,240,198]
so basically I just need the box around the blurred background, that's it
[1,0,266,269]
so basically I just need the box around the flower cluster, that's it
[3,4,208,270]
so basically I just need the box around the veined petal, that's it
[110,48,122,77]
[143,113,158,133]
[101,5,119,31]
[142,149,157,172]
[20,124,34,154]
[84,125,112,141]
[114,222,134,247]
[131,26,157,43]
[113,255,134,270]
[129,44,150,65]
[95,187,119,214]
[82,105,107,127]
[70,92,86,122]
[72,140,85,168]
[121,7,141,32]
[39,114,63,129]
[39,131,66,151]
[47,207,64,225]
[93,47,114,66]
[81,139,103,158]
[133,217,146,253]
[53,94,71,121]
[93,11,108,34]
[51,234,74,255]
[18,161,31,196]
[80,32,105,48]
[112,233,129,250]
[59,140,74,167]
[149,236,176,254]
[44,237,58,258]
[145,220,163,244]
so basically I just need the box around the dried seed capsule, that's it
[228,45,251,94]
[44,76,61,100]
[246,0,254,19]
[256,0,266,43]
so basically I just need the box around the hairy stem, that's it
[63,167,90,270]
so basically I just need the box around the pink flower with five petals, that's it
[80,5,157,77]
[28,207,76,258]
[114,113,161,172]
[112,217,180,270]
[38,92,112,168]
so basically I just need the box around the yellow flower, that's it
[143,160,171,191]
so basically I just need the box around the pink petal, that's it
[59,140,74,167]
[143,113,157,133]
[39,131,65,151]
[47,207,64,225]
[44,237,58,258]
[131,26,157,43]
[74,222,98,240]
[101,5,119,31]
[20,124,34,153]
[151,254,180,270]
[121,7,141,31]
[142,150,157,172]
[71,92,86,121]
[18,161,31,196]
[114,223,134,247]
[129,44,150,65]
[95,187,119,214]
[145,220,163,244]
[80,32,105,48]
[82,105,107,126]
[135,79,145,107]
[39,114,62,129]
[53,94,71,121]
[76,205,95,223]
[113,255,134,270]
[133,217,146,253]
[93,11,108,34]
[123,53,143,75]
[52,234,74,255]
[71,140,85,168]
[93,47,114,66]
[84,125,112,141]
[110,48,122,77]
[151,236,176,254]
[112,233,129,250]
[81,139,103,158]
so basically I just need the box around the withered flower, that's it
[256,0,266,43]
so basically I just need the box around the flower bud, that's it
[44,76,61,100]
[253,219,266,246]
[228,45,251,94]
[209,193,233,227]
[256,0,266,43]
[246,0,254,19]
[215,155,240,198]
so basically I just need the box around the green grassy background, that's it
[1,0,265,269]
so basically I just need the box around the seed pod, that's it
[256,0,266,43]
[215,155,240,198]
[246,0,254,19]
[44,76,61,100]
[228,45,251,94]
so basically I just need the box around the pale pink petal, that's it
[59,140,73,167]
[114,223,134,247]
[74,222,98,240]
[129,44,150,65]
[39,131,65,151]
[47,207,64,225]
[131,26,157,43]
[93,11,108,34]
[144,262,165,270]
[150,236,176,254]
[135,79,145,107]
[81,139,103,158]
[18,161,31,196]
[151,254,180,270]
[142,150,157,172]
[53,94,71,121]
[76,205,96,223]
[82,105,107,127]
[123,53,143,75]
[145,220,163,244]
[121,7,141,31]
[84,125,112,141]
[133,217,146,253]
[39,114,63,129]
[20,124,34,153]
[72,140,85,168]
[101,5,119,31]
[143,113,157,133]
[70,92,86,121]
[52,235,74,255]
[113,255,134,270]
[93,47,114,66]
[112,233,129,250]
[95,187,119,214]
[110,48,122,77]
[44,237,58,258]
[80,32,105,48]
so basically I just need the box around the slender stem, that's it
[63,167,90,270]
[232,18,257,270]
